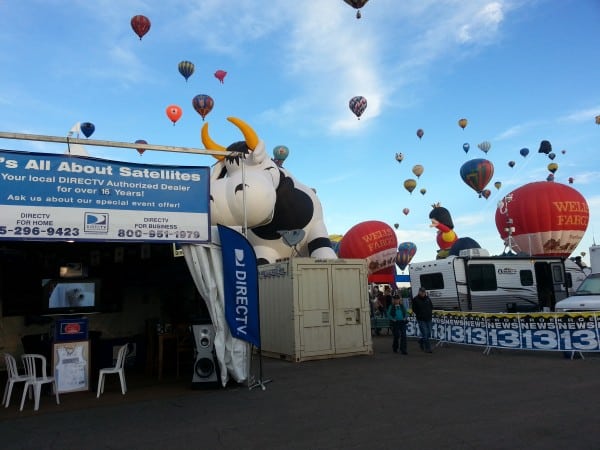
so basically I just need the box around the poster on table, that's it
[0,149,210,243]
[53,340,90,393]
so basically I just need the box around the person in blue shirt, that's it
[387,295,408,354]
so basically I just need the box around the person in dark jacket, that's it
[412,287,434,353]
[387,295,408,354]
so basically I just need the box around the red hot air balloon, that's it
[395,242,417,271]
[214,70,227,83]
[495,181,589,257]
[131,15,151,40]
[338,220,397,283]
[192,95,214,121]
[459,159,494,197]
[134,139,147,155]
[165,105,182,125]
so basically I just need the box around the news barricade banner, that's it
[0,149,210,243]
[405,311,600,352]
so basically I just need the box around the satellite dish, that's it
[278,229,305,256]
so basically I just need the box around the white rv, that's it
[408,249,580,313]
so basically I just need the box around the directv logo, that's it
[84,212,109,233]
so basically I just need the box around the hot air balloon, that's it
[495,181,589,257]
[561,149,566,155]
[547,162,558,174]
[416,128,424,140]
[343,0,370,19]
[214,70,227,83]
[546,174,555,182]
[134,139,147,156]
[178,61,195,82]
[80,122,95,138]
[596,115,600,125]
[338,220,397,283]
[420,188,427,195]
[394,223,399,230]
[548,152,556,160]
[508,160,516,168]
[403,179,417,194]
[165,105,182,125]
[131,15,151,40]
[463,143,470,153]
[494,181,502,190]
[477,141,491,154]
[395,152,404,163]
[520,148,529,157]
[458,118,468,129]
[538,140,552,155]
[349,96,367,119]
[192,94,214,121]
[402,208,410,216]
[329,234,343,255]
[581,251,587,257]
[412,164,424,178]
[568,177,574,184]
[481,189,491,199]
[459,159,494,197]
[395,242,417,271]
[272,145,289,167]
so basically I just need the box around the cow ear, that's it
[250,140,268,164]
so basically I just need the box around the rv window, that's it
[419,273,444,290]
[551,264,564,283]
[519,270,534,286]
[467,264,497,291]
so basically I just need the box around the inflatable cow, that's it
[202,117,338,264]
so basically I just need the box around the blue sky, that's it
[1,0,599,266]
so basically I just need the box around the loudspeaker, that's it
[191,323,219,387]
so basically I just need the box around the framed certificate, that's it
[53,340,90,393]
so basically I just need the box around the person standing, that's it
[387,295,408,354]
[412,287,434,353]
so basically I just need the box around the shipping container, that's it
[258,258,372,362]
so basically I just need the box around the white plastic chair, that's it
[97,344,128,398]
[2,353,32,408]
[19,354,60,411]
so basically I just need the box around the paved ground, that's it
[1,335,599,449]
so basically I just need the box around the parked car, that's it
[554,273,600,312]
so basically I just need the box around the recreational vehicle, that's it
[408,249,581,313]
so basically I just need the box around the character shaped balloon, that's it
[395,152,404,163]
[192,94,214,121]
[349,96,367,119]
[214,70,227,83]
[178,61,195,82]
[429,203,458,258]
[538,140,552,155]
[131,15,151,40]
[80,122,95,138]
[166,105,182,125]
[202,117,338,264]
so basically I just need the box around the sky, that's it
[1,0,599,268]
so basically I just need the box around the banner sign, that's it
[406,311,600,352]
[218,224,261,348]
[0,150,210,243]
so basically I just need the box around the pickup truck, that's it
[554,273,600,312]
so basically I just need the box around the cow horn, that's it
[201,123,226,160]
[227,117,258,151]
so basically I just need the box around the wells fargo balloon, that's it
[547,162,558,174]
[214,70,227,83]
[395,242,417,271]
[338,220,397,280]
[459,159,494,196]
[80,122,95,138]
[463,143,470,153]
[395,152,404,163]
[349,96,367,119]
[178,61,195,82]
[508,160,516,168]
[402,208,410,216]
[343,0,370,19]
[131,15,151,40]
[134,139,147,155]
[412,164,424,178]
[416,128,424,140]
[520,148,529,158]
[403,178,417,194]
[495,181,589,257]
[458,118,468,129]
[477,141,491,154]
[165,105,182,125]
[192,94,214,121]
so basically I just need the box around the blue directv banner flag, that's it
[218,224,261,348]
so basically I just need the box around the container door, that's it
[296,264,335,357]
[331,265,370,354]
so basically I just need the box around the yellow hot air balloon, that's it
[494,181,502,190]
[403,178,417,194]
[412,164,424,178]
[458,118,468,129]
[547,162,558,174]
